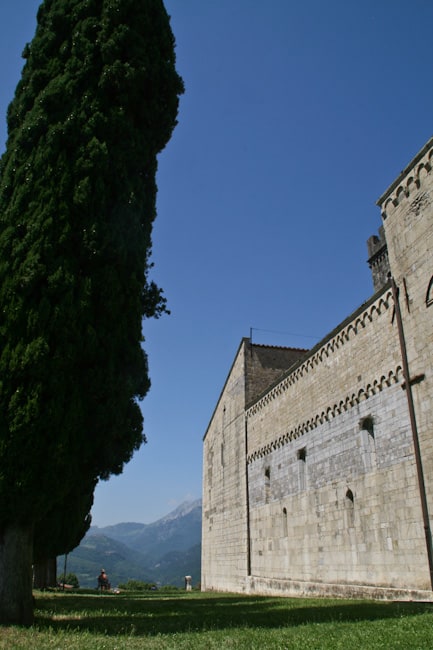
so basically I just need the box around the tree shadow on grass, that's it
[33,592,433,637]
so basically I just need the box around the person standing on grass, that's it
[98,568,110,591]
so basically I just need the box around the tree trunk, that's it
[46,556,57,587]
[33,557,57,589]
[0,523,34,626]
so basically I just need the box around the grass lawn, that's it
[1,590,432,649]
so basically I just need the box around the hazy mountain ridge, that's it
[66,499,202,588]
[89,498,202,561]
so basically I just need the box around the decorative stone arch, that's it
[396,185,407,204]
[395,365,403,382]
[406,175,419,194]
[377,296,389,314]
[357,388,366,402]
[416,161,431,182]
[346,324,354,340]
[369,303,380,320]
[320,347,329,361]
[383,196,395,217]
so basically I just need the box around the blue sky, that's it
[0,1,432,526]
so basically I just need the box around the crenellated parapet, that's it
[377,136,433,219]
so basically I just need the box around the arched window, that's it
[360,415,376,471]
[297,447,307,491]
[345,488,355,527]
[360,416,374,438]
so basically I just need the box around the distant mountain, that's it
[65,499,202,588]
[146,543,202,588]
[92,499,202,560]
[65,533,155,588]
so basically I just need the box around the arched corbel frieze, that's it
[396,186,407,205]
[417,162,431,182]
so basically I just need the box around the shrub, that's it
[118,579,157,591]
[57,572,79,588]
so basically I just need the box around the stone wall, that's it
[202,341,249,592]
[201,136,433,599]
[378,137,433,516]
[202,340,307,591]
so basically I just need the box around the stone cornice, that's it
[377,137,433,219]
[246,364,403,463]
[246,288,393,418]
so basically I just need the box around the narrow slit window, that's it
[345,489,355,526]
[265,467,271,503]
[282,507,288,537]
[426,276,433,307]
[297,448,307,490]
[360,416,376,471]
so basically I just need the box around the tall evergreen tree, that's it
[0,0,183,624]
[33,479,96,589]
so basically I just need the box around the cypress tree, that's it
[33,479,96,589]
[0,0,183,624]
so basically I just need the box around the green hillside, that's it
[63,500,202,588]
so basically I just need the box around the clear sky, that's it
[0,1,432,527]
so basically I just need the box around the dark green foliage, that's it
[118,579,156,591]
[57,572,79,588]
[0,0,183,531]
[33,480,96,562]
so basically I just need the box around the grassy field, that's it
[1,590,433,649]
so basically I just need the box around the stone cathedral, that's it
[202,136,433,600]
